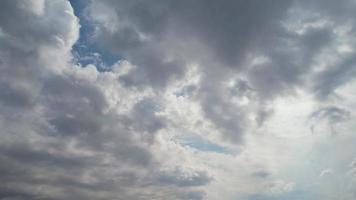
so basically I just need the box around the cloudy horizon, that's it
[1,0,356,199]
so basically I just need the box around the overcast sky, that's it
[1,0,356,199]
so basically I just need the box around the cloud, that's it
[309,106,351,134]
[1,0,356,199]
[86,0,356,143]
[265,180,295,195]
[0,0,210,199]
[319,168,334,178]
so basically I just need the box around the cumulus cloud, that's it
[0,0,210,199]
[86,0,356,142]
[1,0,356,199]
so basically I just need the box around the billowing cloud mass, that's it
[1,0,356,199]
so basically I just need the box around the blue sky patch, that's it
[179,134,230,154]
[69,0,121,70]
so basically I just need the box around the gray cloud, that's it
[153,167,212,187]
[309,106,351,134]
[313,56,356,99]
[2,0,356,199]
[87,0,356,143]
[0,0,210,199]
[310,106,351,123]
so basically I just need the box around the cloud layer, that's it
[1,0,356,199]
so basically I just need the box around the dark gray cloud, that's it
[87,0,356,143]
[88,0,293,86]
[313,56,356,99]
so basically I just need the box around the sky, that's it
[0,0,356,199]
